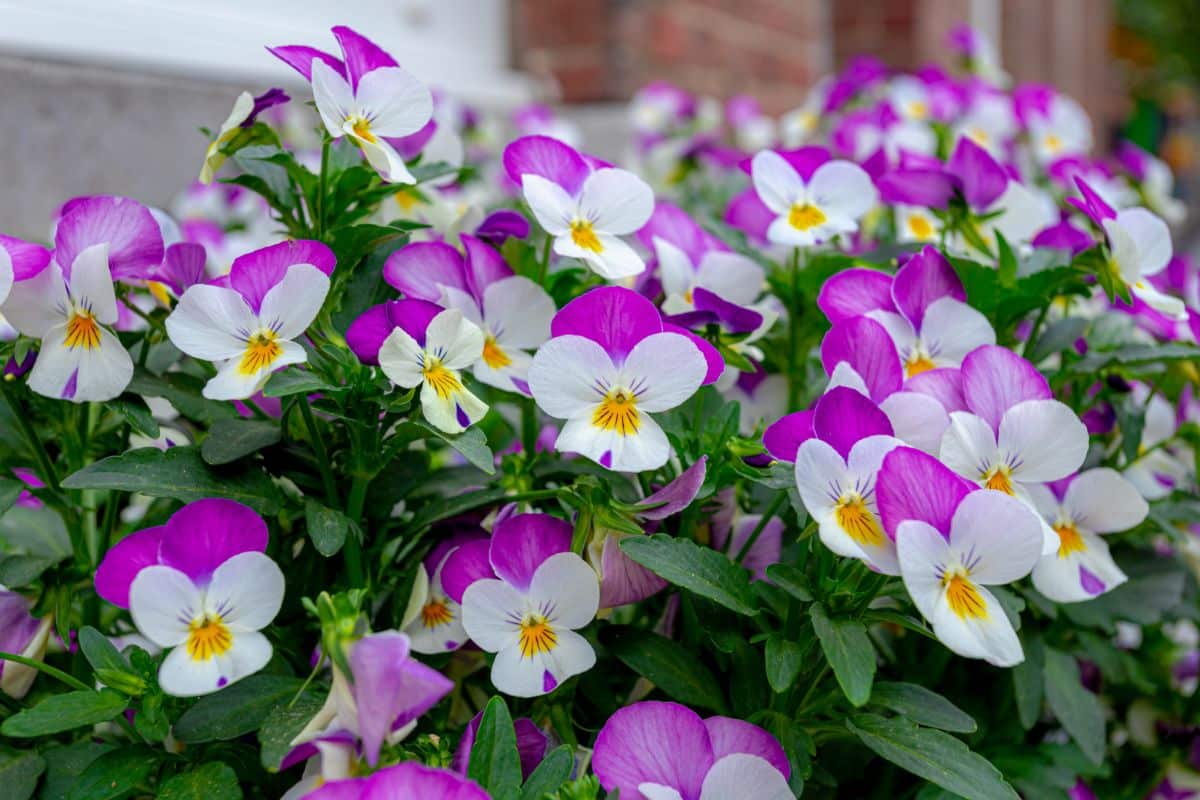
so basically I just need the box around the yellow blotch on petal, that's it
[1043,133,1062,154]
[982,465,1015,495]
[420,598,454,629]
[187,615,233,661]
[423,358,462,399]
[942,569,988,620]
[570,219,604,253]
[482,336,512,370]
[905,352,936,377]
[592,388,640,436]
[834,494,885,547]
[518,614,557,659]
[1054,522,1087,559]
[788,203,827,232]
[147,281,174,309]
[907,214,935,241]
[349,116,377,143]
[64,310,102,350]
[239,330,282,376]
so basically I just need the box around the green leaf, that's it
[601,625,727,713]
[620,534,758,615]
[847,713,1019,800]
[407,421,496,475]
[259,691,327,770]
[1043,648,1105,764]
[870,682,977,733]
[1013,635,1044,730]
[174,675,305,743]
[520,745,574,800]
[305,499,354,557]
[810,604,875,707]
[995,231,1018,286]
[0,504,72,560]
[1067,342,1200,375]
[201,419,281,465]
[764,563,813,602]
[1028,317,1089,363]
[403,487,513,538]
[1,689,127,737]
[765,635,805,694]
[262,371,334,398]
[0,477,27,517]
[110,398,161,439]
[0,747,44,800]
[41,742,114,800]
[78,627,143,695]
[67,746,158,800]
[0,554,54,587]
[231,145,297,211]
[127,370,237,424]
[157,762,242,800]
[467,697,522,800]
[62,446,282,515]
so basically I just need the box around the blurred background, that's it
[0,0,1197,241]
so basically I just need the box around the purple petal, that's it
[390,119,438,161]
[947,137,1007,209]
[94,527,165,609]
[877,446,975,539]
[817,268,895,324]
[347,302,399,365]
[475,210,531,245]
[55,196,164,282]
[266,45,345,81]
[763,411,815,462]
[157,242,207,295]
[1069,176,1116,226]
[157,499,268,583]
[440,539,497,604]
[637,201,725,264]
[362,762,489,800]
[877,168,957,208]
[891,245,965,330]
[229,239,336,313]
[1115,141,1150,183]
[1079,565,1106,596]
[244,88,290,127]
[383,241,467,301]
[778,146,831,181]
[503,135,591,196]
[703,716,790,779]
[461,234,513,299]
[424,528,489,578]
[661,322,724,385]
[551,286,663,364]
[1032,220,1095,255]
[454,713,550,780]
[0,235,52,281]
[332,26,398,91]
[961,345,1052,433]
[723,188,774,244]
[690,287,763,334]
[710,515,782,581]
[593,701,714,800]
[350,631,453,766]
[903,367,966,412]
[820,317,903,403]
[813,387,893,460]
[598,533,670,608]
[489,513,572,592]
[636,456,707,520]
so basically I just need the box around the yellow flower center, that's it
[349,115,377,143]
[907,100,928,119]
[907,214,935,241]
[147,281,174,308]
[834,494,885,546]
[420,598,454,629]
[518,614,557,659]
[64,309,102,350]
[394,187,423,212]
[187,615,233,661]
[942,569,987,620]
[982,465,1015,495]
[1043,133,1062,153]
[592,388,640,436]
[1054,522,1087,559]
[239,330,282,376]
[788,203,827,231]
[570,219,604,253]
[905,352,936,377]
[482,336,512,369]
[968,127,990,146]
[422,358,462,399]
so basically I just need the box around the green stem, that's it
[240,397,271,420]
[0,379,62,495]
[537,234,553,285]
[735,491,787,564]
[316,136,331,240]
[520,397,538,461]
[343,476,369,587]
[1022,302,1051,359]
[786,247,803,409]
[300,401,338,505]
[0,651,90,691]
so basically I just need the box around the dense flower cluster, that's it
[0,22,1198,800]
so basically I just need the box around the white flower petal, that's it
[354,66,433,138]
[573,233,647,280]
[529,336,614,419]
[880,391,949,455]
[2,261,67,338]
[426,309,485,371]
[938,411,997,481]
[697,252,765,306]
[529,552,600,630]
[929,584,1023,666]
[523,175,575,236]
[259,264,331,341]
[948,491,1043,585]
[205,552,285,633]
[579,169,655,235]
[1031,531,1127,603]
[921,298,995,365]
[461,578,524,652]
[700,754,793,800]
[750,150,803,214]
[484,277,555,350]
[72,326,134,402]
[419,379,487,434]
[490,628,595,697]
[1114,207,1172,277]
[622,333,706,412]
[378,326,426,388]
[311,59,356,140]
[357,134,416,184]
[166,284,255,361]
[1063,468,1149,534]
[808,160,878,221]
[130,566,201,648]
[556,411,671,472]
[67,244,119,325]
[999,399,1089,484]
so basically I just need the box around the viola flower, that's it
[1124,389,1190,501]
[199,87,289,184]
[272,26,433,183]
[165,240,334,399]
[1103,205,1184,318]
[1117,141,1187,226]
[750,148,877,247]
[376,300,488,434]
[593,700,793,800]
[100,500,285,696]
[1026,468,1148,602]
[878,446,1044,666]
[528,287,708,472]
[504,135,654,280]
[401,531,485,654]
[3,197,164,401]
[383,236,555,395]
[1021,89,1093,164]
[304,762,488,800]
[0,588,53,699]
[938,345,1089,552]
[456,513,599,697]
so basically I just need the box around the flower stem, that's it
[0,379,62,496]
[0,651,90,691]
[786,247,803,409]
[316,136,331,240]
[1022,302,1051,359]
[735,491,787,564]
[536,234,553,285]
[300,400,338,506]
[343,475,369,587]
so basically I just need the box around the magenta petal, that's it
[1070,176,1117,226]
[636,456,707,520]
[383,241,468,301]
[593,701,714,800]
[454,713,549,780]
[0,235,52,281]
[158,242,207,295]
[157,499,268,583]
[723,188,774,243]
[820,317,903,403]
[598,534,669,608]
[690,287,763,334]
[1032,220,1094,255]
[637,201,722,264]
[904,367,966,412]
[961,345,1052,433]
[424,529,489,578]
[503,135,591,196]
[267,45,345,81]
[703,716,790,779]
[475,210,531,245]
[877,447,975,539]
[489,513,572,592]
[763,410,815,462]
[363,763,488,800]
[0,591,42,669]
[350,631,453,767]
[331,26,399,91]
[661,322,723,385]
[710,515,782,581]
[778,145,832,181]
[877,168,957,208]
[461,234,513,299]
[94,527,165,609]
[55,196,164,282]
[813,387,893,459]
[817,268,895,324]
[551,286,663,364]
[440,540,497,604]
[347,302,398,365]
[229,239,335,312]
[947,137,1007,210]
[891,245,965,330]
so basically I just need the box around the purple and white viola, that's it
[401,529,485,653]
[95,499,284,696]
[452,513,599,697]
[504,135,655,280]
[303,761,488,800]
[0,587,54,699]
[165,240,333,400]
[529,286,709,472]
[199,88,289,184]
[750,147,877,248]
[592,700,793,800]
